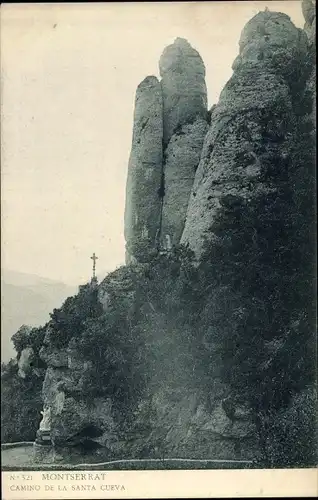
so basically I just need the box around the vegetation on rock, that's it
[1,360,44,442]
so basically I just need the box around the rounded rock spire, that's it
[159,37,207,145]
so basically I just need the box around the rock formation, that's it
[4,3,315,469]
[124,38,208,261]
[181,10,309,257]
[37,319,116,453]
[159,39,208,248]
[17,346,35,379]
[124,76,163,263]
[160,37,208,145]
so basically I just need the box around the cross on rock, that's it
[90,252,98,280]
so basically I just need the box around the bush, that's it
[48,283,103,348]
[1,360,44,443]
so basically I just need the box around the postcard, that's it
[1,1,317,498]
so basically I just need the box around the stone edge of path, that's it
[1,442,34,450]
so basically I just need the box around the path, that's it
[1,443,255,470]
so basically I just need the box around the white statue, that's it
[39,406,51,432]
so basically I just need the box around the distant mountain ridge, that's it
[1,269,78,362]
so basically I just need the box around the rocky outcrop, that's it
[124,76,163,263]
[181,11,309,257]
[42,366,118,451]
[17,347,35,379]
[98,265,139,312]
[34,270,138,454]
[39,340,118,453]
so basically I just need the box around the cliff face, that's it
[15,3,315,467]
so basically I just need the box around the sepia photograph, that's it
[1,0,317,498]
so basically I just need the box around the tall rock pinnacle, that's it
[124,38,208,261]
[159,37,208,145]
[160,38,208,249]
[124,76,163,263]
[181,11,309,258]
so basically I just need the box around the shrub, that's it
[1,360,44,442]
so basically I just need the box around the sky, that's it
[1,1,305,285]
